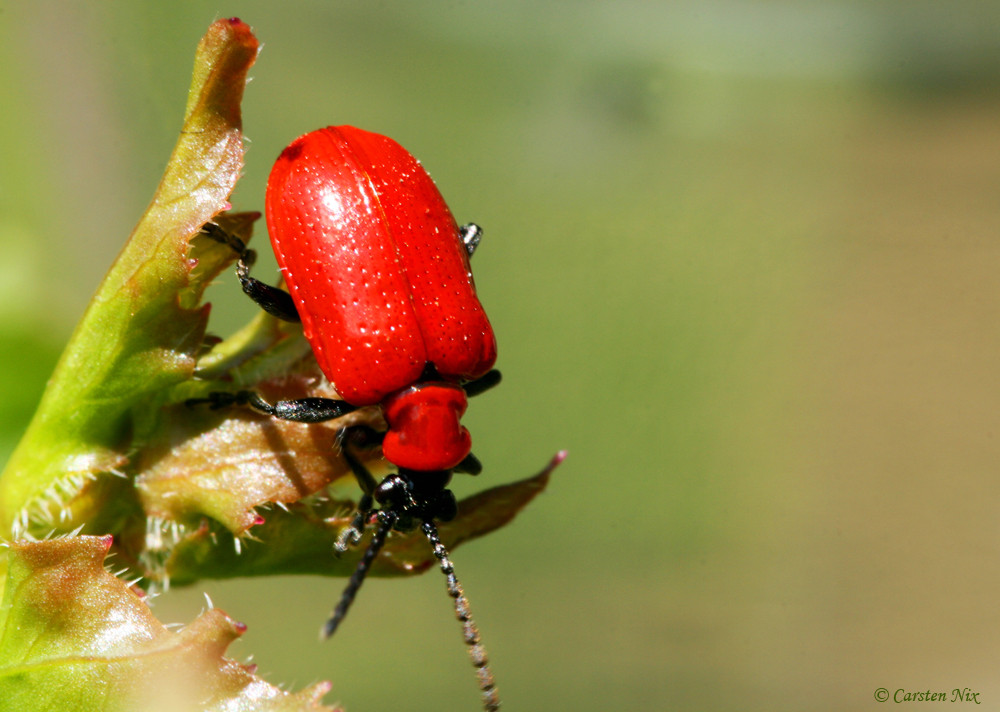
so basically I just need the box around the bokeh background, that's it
[3,2,1000,710]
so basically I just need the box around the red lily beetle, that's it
[194,126,502,711]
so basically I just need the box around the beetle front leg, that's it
[323,508,398,639]
[334,492,374,554]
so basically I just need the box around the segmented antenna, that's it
[321,510,396,639]
[422,521,501,712]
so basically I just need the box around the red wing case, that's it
[265,126,497,405]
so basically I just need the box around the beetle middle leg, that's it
[187,389,357,422]
[200,222,301,323]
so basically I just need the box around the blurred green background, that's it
[4,2,1000,710]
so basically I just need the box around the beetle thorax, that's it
[380,382,472,472]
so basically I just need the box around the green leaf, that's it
[0,536,337,712]
[0,19,259,537]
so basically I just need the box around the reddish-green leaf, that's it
[156,454,561,586]
[0,536,337,712]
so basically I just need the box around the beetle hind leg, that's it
[460,223,483,256]
[463,369,502,398]
[454,451,482,475]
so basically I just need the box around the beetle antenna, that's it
[322,510,396,639]
[421,521,500,712]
